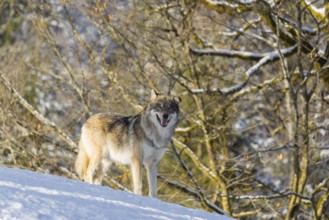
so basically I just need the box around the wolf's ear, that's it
[151,89,160,101]
[173,96,181,104]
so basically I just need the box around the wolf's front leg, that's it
[146,161,159,198]
[131,157,142,195]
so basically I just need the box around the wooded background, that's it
[1,0,329,219]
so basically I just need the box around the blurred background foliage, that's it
[0,0,329,219]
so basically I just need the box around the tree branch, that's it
[170,141,228,215]
[190,46,296,95]
[0,72,77,153]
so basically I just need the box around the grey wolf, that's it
[75,90,181,197]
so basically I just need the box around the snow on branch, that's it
[216,191,311,202]
[190,47,265,61]
[190,45,296,61]
[301,0,329,23]
[190,46,297,95]
[197,0,256,13]
[0,72,78,153]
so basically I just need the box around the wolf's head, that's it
[146,90,181,128]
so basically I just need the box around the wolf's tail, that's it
[75,142,89,181]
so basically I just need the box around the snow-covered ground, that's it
[0,166,232,220]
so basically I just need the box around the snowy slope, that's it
[0,166,232,220]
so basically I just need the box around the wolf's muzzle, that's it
[156,114,170,127]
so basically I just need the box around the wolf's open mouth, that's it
[156,115,170,127]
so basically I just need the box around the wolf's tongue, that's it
[161,119,169,127]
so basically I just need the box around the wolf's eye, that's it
[169,103,178,112]
[154,105,162,111]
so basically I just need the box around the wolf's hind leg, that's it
[85,149,102,184]
[75,145,89,181]
[93,159,111,185]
